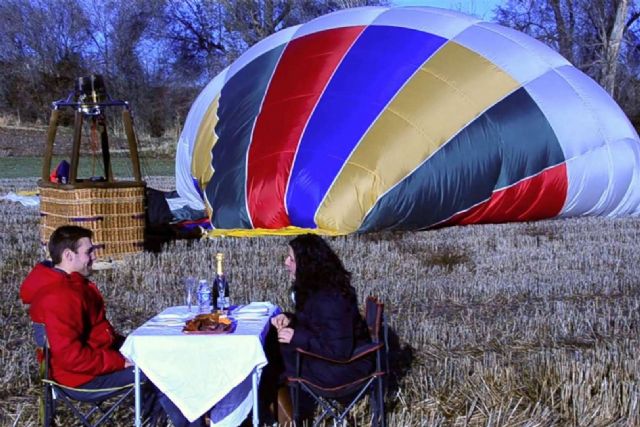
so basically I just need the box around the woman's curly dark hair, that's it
[289,234,355,310]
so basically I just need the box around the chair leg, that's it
[92,388,134,427]
[376,377,386,427]
[294,351,301,425]
[44,385,55,427]
[57,393,93,427]
[291,384,300,424]
[311,397,333,427]
[369,389,378,427]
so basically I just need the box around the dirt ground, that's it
[0,125,171,157]
[0,126,54,156]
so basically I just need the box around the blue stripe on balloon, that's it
[285,25,447,228]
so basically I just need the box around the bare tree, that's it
[160,0,228,82]
[223,0,293,48]
[0,0,388,134]
[162,0,388,75]
[495,0,640,111]
[81,0,172,135]
[0,0,90,121]
[588,0,635,94]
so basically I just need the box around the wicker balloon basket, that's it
[39,182,146,261]
[39,75,148,264]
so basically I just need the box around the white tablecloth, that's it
[120,303,278,424]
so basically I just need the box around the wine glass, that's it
[184,276,196,312]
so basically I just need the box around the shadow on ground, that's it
[143,224,203,253]
[385,326,414,413]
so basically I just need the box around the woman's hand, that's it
[277,327,294,344]
[271,313,290,330]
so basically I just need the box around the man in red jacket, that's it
[20,225,132,387]
[21,225,202,427]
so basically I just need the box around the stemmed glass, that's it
[184,276,196,312]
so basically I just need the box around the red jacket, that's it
[20,262,125,387]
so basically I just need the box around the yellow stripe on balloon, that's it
[315,41,520,233]
[205,226,346,238]
[191,94,221,213]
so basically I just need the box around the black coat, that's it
[282,289,373,388]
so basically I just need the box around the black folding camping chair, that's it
[32,323,135,427]
[287,296,389,427]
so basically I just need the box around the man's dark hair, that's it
[48,226,93,265]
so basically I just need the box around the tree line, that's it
[0,0,638,138]
[495,0,640,124]
[0,0,384,136]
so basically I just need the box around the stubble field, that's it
[1,177,638,426]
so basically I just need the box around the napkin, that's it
[145,312,191,327]
[233,302,272,319]
[146,318,185,327]
[155,313,190,320]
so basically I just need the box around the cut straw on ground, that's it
[0,177,638,426]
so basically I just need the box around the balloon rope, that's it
[90,118,99,177]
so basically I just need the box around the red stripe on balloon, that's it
[246,26,365,229]
[445,163,568,226]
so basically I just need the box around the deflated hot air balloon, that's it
[176,6,640,236]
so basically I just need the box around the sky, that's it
[391,0,505,20]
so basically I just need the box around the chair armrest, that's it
[295,342,382,364]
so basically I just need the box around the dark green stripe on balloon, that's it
[358,87,565,232]
[206,44,286,229]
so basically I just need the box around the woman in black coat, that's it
[270,234,373,418]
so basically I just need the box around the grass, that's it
[1,177,639,426]
[0,156,175,179]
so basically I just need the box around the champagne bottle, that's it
[211,272,219,311]
[213,253,230,311]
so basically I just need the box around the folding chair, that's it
[32,323,135,427]
[288,296,388,427]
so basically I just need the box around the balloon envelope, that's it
[176,6,640,236]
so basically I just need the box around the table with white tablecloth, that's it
[120,302,278,427]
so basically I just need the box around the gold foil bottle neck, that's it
[215,253,224,275]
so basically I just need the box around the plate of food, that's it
[183,313,235,334]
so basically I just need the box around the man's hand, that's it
[277,327,294,344]
[124,358,134,368]
[271,313,290,330]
